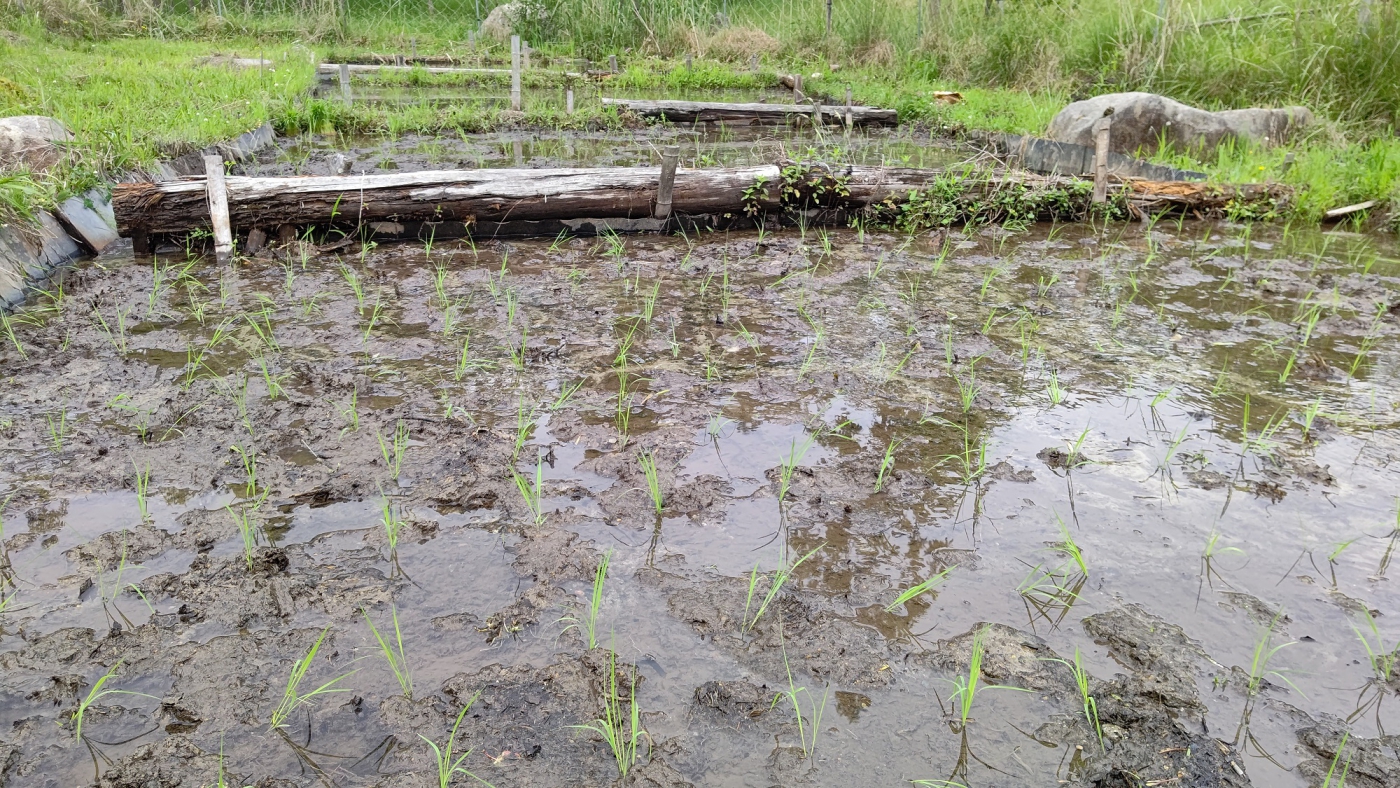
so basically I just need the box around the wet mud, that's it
[1,166,1399,787]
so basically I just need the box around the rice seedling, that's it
[421,691,493,788]
[1156,424,1190,475]
[1321,732,1353,788]
[504,288,519,327]
[227,495,265,569]
[1239,395,1288,459]
[362,604,412,699]
[340,264,366,308]
[978,265,1003,300]
[1048,647,1103,751]
[380,496,405,555]
[874,437,904,493]
[512,453,547,527]
[931,419,990,485]
[742,543,823,634]
[777,432,819,502]
[1036,273,1060,298]
[338,390,360,436]
[1047,369,1066,405]
[572,645,649,777]
[0,312,26,359]
[230,442,258,494]
[771,634,828,759]
[1245,610,1300,698]
[148,260,169,316]
[70,662,155,740]
[46,409,68,452]
[244,309,280,353]
[548,229,571,252]
[512,399,538,461]
[953,359,983,414]
[486,252,510,303]
[550,380,584,412]
[1352,609,1399,684]
[637,452,663,514]
[133,462,152,522]
[91,306,133,354]
[1053,514,1088,576]
[255,356,289,401]
[377,420,410,479]
[941,625,1031,729]
[269,627,356,731]
[454,333,496,380]
[640,281,660,323]
[885,566,955,613]
[797,322,825,380]
[362,299,390,342]
[509,322,529,371]
[561,549,610,649]
[599,229,626,271]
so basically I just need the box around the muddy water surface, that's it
[2,191,1400,788]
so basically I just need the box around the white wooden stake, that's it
[1092,110,1113,205]
[203,155,233,263]
[845,86,853,129]
[566,87,575,114]
[510,36,522,111]
[339,63,351,104]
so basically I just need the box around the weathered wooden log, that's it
[601,98,897,126]
[113,167,783,236]
[318,63,512,77]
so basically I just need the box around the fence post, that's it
[655,146,679,220]
[203,155,233,264]
[793,73,802,103]
[511,36,522,111]
[339,63,351,104]
[826,0,833,35]
[566,88,575,114]
[609,54,619,73]
[845,86,853,129]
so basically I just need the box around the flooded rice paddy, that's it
[2,129,1400,788]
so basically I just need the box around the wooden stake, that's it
[750,53,759,72]
[845,86,853,129]
[203,155,233,263]
[566,88,575,114]
[813,99,823,127]
[655,146,680,219]
[339,63,351,104]
[510,36,522,111]
[826,0,833,35]
[685,54,692,71]
[609,54,619,73]
[793,74,803,102]
[1091,109,1113,205]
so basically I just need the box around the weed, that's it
[362,605,412,699]
[885,566,955,613]
[269,627,356,731]
[742,544,824,634]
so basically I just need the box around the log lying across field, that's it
[601,98,898,126]
[112,163,1290,248]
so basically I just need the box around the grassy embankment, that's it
[1,0,1398,225]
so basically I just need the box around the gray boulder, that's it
[1047,92,1312,156]
[0,115,73,173]
[481,4,519,40]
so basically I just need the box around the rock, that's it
[1047,92,1312,156]
[55,189,118,253]
[0,115,73,173]
[481,3,520,40]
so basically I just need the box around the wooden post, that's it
[793,74,802,102]
[826,0,833,35]
[685,54,692,71]
[203,155,233,263]
[655,146,679,219]
[845,86,853,129]
[750,53,759,72]
[566,87,575,114]
[609,54,619,73]
[510,36,522,111]
[1091,108,1113,205]
[338,63,351,104]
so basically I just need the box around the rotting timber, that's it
[599,98,899,126]
[112,162,1290,250]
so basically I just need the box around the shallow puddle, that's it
[1,209,1399,787]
